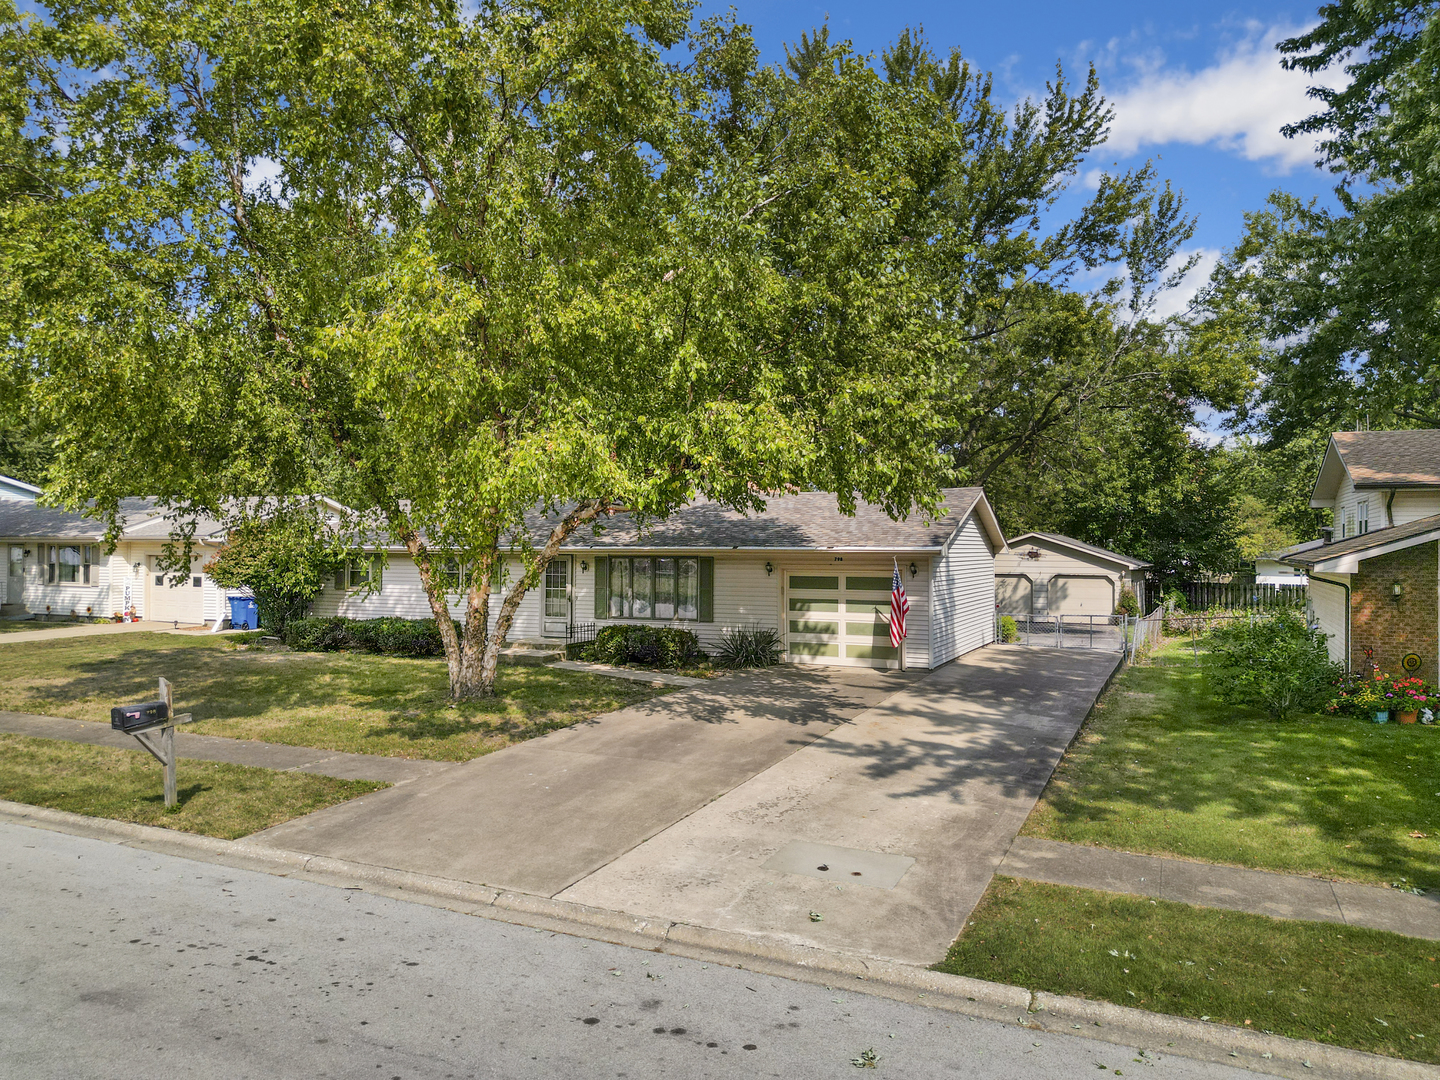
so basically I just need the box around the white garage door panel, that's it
[786,571,900,669]
[996,575,1032,613]
[147,564,205,624]
[1050,575,1114,615]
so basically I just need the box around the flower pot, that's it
[1398,710,1419,724]
[1373,710,1390,723]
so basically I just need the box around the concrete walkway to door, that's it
[249,665,921,894]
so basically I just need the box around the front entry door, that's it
[543,556,571,638]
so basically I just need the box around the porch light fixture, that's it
[580,560,588,572]
[909,562,917,578]
[765,561,774,576]
[1392,580,1403,600]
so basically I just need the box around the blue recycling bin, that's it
[228,596,260,631]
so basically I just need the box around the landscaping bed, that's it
[937,876,1438,1065]
[0,633,675,761]
[0,732,385,839]
[1023,640,1440,890]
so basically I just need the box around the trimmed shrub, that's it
[1206,611,1341,721]
[714,624,783,669]
[582,625,706,668]
[999,615,1020,643]
[1114,587,1139,616]
[281,616,453,657]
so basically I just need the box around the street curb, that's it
[2,800,1434,1080]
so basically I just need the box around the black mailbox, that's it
[111,700,169,731]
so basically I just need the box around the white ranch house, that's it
[2,487,1007,672]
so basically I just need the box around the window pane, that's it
[609,558,629,618]
[441,557,462,591]
[654,558,675,619]
[677,558,699,620]
[545,561,568,618]
[59,546,80,583]
[632,558,652,619]
[349,561,369,588]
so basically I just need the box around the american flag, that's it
[889,559,910,649]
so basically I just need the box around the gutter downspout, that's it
[1386,488,1397,527]
[1309,573,1352,672]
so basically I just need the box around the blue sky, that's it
[701,0,1343,316]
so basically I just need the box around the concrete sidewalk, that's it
[0,710,453,785]
[1000,836,1440,941]
[559,645,1120,966]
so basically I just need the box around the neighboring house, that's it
[1285,429,1440,675]
[315,488,1006,671]
[0,499,226,624]
[0,474,41,502]
[993,533,1149,617]
[1255,539,1321,586]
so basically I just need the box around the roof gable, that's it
[1314,431,1440,505]
[1005,531,1149,570]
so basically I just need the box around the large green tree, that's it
[1211,0,1440,438]
[2,1,959,696]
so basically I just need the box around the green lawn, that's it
[1023,642,1440,890]
[0,732,385,838]
[0,619,100,633]
[937,877,1439,1065]
[0,634,676,761]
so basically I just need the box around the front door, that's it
[543,556,571,638]
[6,546,23,605]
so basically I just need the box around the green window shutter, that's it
[335,565,347,591]
[594,557,609,619]
[372,556,383,590]
[698,557,714,622]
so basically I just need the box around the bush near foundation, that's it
[581,625,706,668]
[282,616,455,657]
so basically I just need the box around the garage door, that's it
[147,559,205,625]
[1049,575,1114,615]
[786,571,900,668]
[996,575,1032,613]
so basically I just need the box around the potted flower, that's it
[1390,676,1432,724]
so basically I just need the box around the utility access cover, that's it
[761,841,915,890]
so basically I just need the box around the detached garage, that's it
[994,532,1149,617]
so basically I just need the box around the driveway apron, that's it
[248,666,918,895]
[558,645,1118,966]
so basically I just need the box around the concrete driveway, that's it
[250,665,919,894]
[252,645,1118,966]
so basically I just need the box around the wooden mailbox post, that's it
[111,677,199,807]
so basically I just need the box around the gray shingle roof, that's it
[1282,513,1440,568]
[563,488,986,550]
[0,498,162,541]
[1260,538,1325,561]
[1006,531,1149,569]
[1332,429,1440,487]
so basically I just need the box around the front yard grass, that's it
[936,877,1439,1065]
[0,634,675,761]
[0,732,385,839]
[1022,640,1440,890]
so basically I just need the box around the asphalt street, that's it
[0,821,1257,1080]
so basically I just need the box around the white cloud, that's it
[1151,246,1222,319]
[1101,25,1344,172]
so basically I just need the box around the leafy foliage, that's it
[202,517,339,632]
[1206,612,1341,721]
[714,625,783,669]
[581,625,705,668]
[998,615,1020,643]
[1114,588,1139,617]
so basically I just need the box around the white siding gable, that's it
[929,514,996,667]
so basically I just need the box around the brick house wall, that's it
[1349,541,1439,679]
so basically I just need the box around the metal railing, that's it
[566,621,597,647]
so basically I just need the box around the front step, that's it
[496,647,564,666]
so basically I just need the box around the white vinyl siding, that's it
[1308,574,1350,666]
[929,514,997,667]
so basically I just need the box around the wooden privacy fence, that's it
[1176,581,1307,611]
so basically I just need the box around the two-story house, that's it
[1284,430,1440,676]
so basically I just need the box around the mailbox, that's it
[110,699,170,732]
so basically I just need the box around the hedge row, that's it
[282,616,454,657]
[580,624,706,667]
